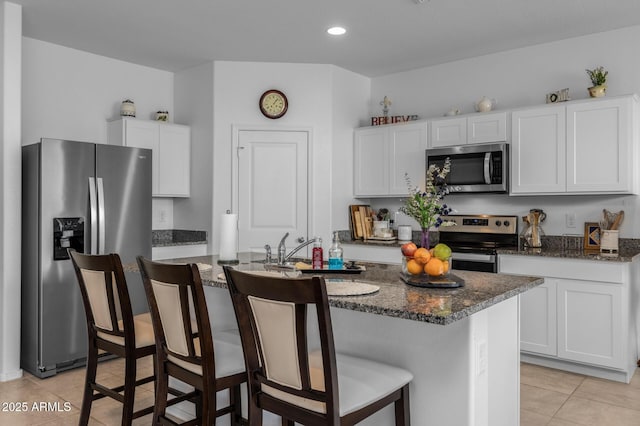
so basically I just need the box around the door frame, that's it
[231,124,313,247]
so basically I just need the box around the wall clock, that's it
[259,89,288,119]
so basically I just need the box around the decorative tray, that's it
[365,236,397,242]
[299,265,365,274]
[400,273,464,288]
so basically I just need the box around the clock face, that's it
[259,90,288,119]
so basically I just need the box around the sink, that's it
[250,259,297,271]
[264,262,297,271]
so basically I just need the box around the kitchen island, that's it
[147,253,543,426]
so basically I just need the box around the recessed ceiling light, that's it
[327,26,346,36]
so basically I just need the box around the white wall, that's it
[22,38,174,145]
[331,67,371,231]
[369,25,640,238]
[210,61,369,254]
[0,0,22,382]
[22,37,177,232]
[173,62,214,248]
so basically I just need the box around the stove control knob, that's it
[495,220,502,227]
[504,220,510,227]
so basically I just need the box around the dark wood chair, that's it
[69,250,157,426]
[223,266,413,426]
[137,256,247,426]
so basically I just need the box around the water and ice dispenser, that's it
[53,217,85,260]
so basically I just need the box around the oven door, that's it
[451,252,497,273]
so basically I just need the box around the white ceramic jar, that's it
[120,100,136,117]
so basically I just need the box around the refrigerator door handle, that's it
[97,177,106,254]
[89,177,98,254]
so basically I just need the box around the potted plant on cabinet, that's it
[586,66,608,98]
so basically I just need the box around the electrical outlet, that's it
[159,209,167,223]
[476,340,487,376]
[566,213,576,228]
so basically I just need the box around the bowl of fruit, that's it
[400,242,463,288]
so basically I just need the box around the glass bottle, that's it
[328,232,344,270]
[312,237,323,270]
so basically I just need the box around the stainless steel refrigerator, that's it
[21,138,152,378]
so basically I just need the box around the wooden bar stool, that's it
[69,250,157,426]
[137,256,247,425]
[223,266,413,426]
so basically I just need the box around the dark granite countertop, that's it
[338,230,640,263]
[134,252,543,326]
[496,247,640,262]
[497,235,640,262]
[152,229,207,247]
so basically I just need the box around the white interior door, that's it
[236,129,308,254]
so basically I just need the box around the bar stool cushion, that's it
[167,330,245,378]
[262,350,413,415]
[95,313,156,348]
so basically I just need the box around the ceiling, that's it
[11,0,640,77]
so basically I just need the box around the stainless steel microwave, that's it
[425,142,508,193]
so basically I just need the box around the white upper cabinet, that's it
[430,117,467,147]
[354,121,428,197]
[511,105,566,194]
[566,97,634,193]
[511,95,638,195]
[430,112,507,147]
[108,118,191,197]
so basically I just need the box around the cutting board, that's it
[349,204,374,240]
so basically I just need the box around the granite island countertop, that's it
[136,252,543,326]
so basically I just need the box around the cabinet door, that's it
[557,279,623,369]
[567,97,634,193]
[388,122,428,195]
[520,280,557,356]
[124,120,160,195]
[354,128,389,196]
[468,112,507,144]
[158,125,190,197]
[511,106,566,194]
[430,117,467,147]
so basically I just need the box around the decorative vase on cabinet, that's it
[588,85,606,98]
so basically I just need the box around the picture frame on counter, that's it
[583,222,601,250]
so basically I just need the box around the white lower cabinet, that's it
[498,254,638,382]
[342,244,401,265]
[557,278,623,368]
[520,279,557,356]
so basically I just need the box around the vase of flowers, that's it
[399,158,453,249]
[586,66,608,98]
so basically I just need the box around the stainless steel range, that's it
[438,214,518,273]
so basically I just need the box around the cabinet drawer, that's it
[498,254,626,283]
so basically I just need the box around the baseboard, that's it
[0,368,23,382]
[521,353,634,383]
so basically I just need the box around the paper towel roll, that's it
[219,213,238,262]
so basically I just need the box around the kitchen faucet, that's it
[275,232,315,265]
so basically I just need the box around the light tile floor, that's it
[520,363,640,426]
[1,358,639,425]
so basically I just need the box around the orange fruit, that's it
[442,258,450,273]
[406,258,423,275]
[413,248,431,265]
[424,258,445,276]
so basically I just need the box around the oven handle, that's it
[452,252,496,263]
[483,152,492,184]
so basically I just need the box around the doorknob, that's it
[297,237,305,243]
